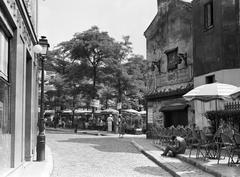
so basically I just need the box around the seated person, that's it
[161,136,186,157]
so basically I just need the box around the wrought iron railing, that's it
[225,101,240,110]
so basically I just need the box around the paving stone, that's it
[46,132,172,177]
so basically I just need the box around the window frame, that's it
[204,0,214,30]
[165,47,178,71]
[0,28,9,81]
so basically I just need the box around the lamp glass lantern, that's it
[38,36,50,55]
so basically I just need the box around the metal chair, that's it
[229,133,240,166]
[188,129,201,158]
[199,130,218,160]
[217,133,235,165]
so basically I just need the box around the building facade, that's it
[0,0,39,176]
[192,0,240,128]
[144,0,193,136]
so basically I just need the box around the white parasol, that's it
[183,82,237,102]
[101,108,119,114]
[122,109,139,114]
[229,87,240,100]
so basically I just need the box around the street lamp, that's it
[33,36,50,161]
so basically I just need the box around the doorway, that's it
[164,109,188,127]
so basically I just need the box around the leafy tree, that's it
[99,36,133,110]
[123,55,148,110]
[58,26,122,100]
[44,26,148,113]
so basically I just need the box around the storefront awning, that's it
[160,103,188,111]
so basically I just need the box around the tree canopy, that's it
[44,26,148,111]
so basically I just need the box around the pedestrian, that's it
[119,119,127,138]
[53,114,59,129]
[99,119,104,131]
[107,114,113,132]
[73,116,79,133]
[161,136,187,157]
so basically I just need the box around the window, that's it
[204,1,213,29]
[0,29,9,80]
[165,47,178,71]
[206,75,215,84]
[0,28,10,169]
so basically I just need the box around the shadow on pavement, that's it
[57,137,141,154]
[46,129,75,134]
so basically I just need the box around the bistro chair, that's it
[188,129,201,158]
[179,127,187,138]
[229,133,240,166]
[172,127,178,136]
[162,128,172,145]
[185,127,193,146]
[158,127,166,144]
[155,127,163,145]
[198,130,218,160]
[217,133,235,165]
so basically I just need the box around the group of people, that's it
[107,114,127,138]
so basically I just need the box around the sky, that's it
[38,0,192,58]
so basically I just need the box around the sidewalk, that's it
[131,137,240,177]
[6,145,53,177]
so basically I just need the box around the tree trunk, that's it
[92,64,97,120]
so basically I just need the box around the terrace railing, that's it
[224,101,240,111]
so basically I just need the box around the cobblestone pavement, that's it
[46,131,172,177]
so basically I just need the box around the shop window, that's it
[165,47,178,71]
[0,28,11,169]
[0,78,11,169]
[0,29,9,80]
[204,0,213,29]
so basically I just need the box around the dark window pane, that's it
[204,1,213,29]
[0,79,11,171]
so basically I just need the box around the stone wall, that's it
[144,0,193,137]
[193,0,240,77]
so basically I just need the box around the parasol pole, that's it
[215,99,218,111]
[215,99,218,132]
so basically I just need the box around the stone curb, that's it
[131,140,181,177]
[79,131,108,136]
[153,144,226,177]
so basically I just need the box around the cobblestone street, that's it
[46,130,172,177]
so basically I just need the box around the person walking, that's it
[107,114,113,132]
[119,119,127,138]
[73,116,79,133]
[53,114,59,129]
[99,119,104,131]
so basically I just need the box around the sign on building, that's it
[117,102,122,110]
[90,99,100,108]
[147,108,153,123]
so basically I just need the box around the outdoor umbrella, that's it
[122,109,139,114]
[138,110,146,115]
[101,108,119,114]
[183,82,237,129]
[183,82,237,102]
[229,87,240,100]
